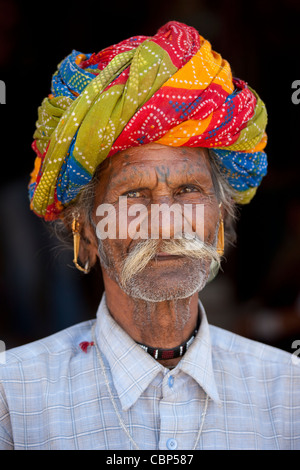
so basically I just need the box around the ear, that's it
[77,218,99,270]
[219,199,237,248]
[67,211,99,273]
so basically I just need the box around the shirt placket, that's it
[158,371,182,451]
[158,370,208,450]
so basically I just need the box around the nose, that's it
[149,201,184,239]
[147,197,205,241]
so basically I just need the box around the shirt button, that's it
[168,376,174,388]
[166,438,178,450]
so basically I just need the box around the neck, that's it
[102,270,200,367]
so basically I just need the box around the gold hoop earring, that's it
[71,213,90,274]
[217,218,224,256]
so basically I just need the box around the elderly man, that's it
[0,21,299,451]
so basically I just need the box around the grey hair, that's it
[52,149,238,250]
[207,149,238,247]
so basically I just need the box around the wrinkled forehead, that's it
[92,144,215,206]
[97,143,211,179]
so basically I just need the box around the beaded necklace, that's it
[136,324,199,360]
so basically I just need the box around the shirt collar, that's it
[95,294,221,411]
[179,300,221,405]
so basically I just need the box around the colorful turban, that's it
[29,21,268,221]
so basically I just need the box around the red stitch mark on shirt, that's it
[79,341,94,353]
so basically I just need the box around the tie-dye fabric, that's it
[29,21,268,221]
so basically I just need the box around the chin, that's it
[121,261,210,302]
[124,284,203,302]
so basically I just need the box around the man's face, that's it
[92,143,220,301]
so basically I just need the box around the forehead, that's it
[102,143,211,176]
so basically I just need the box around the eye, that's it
[124,190,143,198]
[177,185,200,194]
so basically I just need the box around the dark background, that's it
[0,0,299,352]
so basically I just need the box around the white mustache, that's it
[120,233,221,287]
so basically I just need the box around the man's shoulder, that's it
[0,319,95,372]
[209,323,299,368]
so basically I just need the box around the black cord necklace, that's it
[136,316,200,360]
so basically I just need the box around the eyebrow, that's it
[107,160,214,192]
